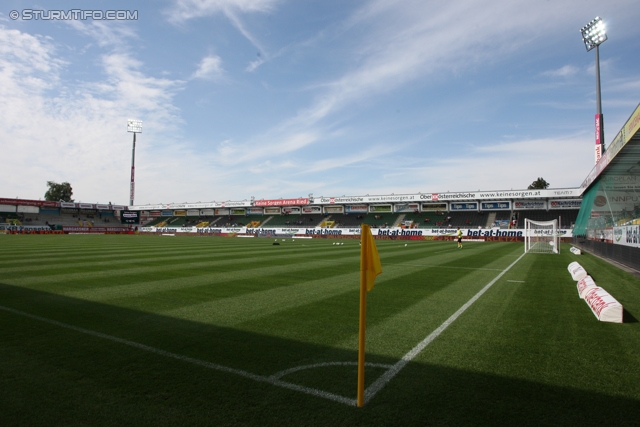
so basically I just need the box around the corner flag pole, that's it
[357,259,368,407]
[357,224,382,407]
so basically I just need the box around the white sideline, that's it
[0,304,355,406]
[0,252,525,407]
[363,252,526,404]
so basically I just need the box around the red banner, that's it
[254,198,309,207]
[63,226,130,233]
[0,198,58,208]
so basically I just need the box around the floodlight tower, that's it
[127,119,142,206]
[580,16,607,164]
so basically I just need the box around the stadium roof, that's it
[580,103,640,193]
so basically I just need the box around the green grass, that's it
[1,235,639,426]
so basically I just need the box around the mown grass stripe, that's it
[389,263,503,271]
[363,252,526,403]
[61,257,357,301]
[162,258,451,327]
[53,244,484,302]
[0,247,357,275]
[6,249,358,287]
[160,248,517,327]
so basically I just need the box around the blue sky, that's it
[2,0,640,205]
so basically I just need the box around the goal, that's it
[524,219,559,254]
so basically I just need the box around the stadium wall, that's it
[138,225,573,241]
[572,236,640,273]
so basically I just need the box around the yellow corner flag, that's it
[360,224,382,292]
[357,223,382,407]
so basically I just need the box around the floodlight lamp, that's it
[127,119,143,133]
[580,17,607,51]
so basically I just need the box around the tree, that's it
[528,177,550,190]
[44,181,74,202]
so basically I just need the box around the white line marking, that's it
[507,280,525,283]
[270,362,393,380]
[0,305,356,406]
[363,252,526,404]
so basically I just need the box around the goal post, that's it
[524,219,559,254]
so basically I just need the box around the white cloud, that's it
[245,57,265,72]
[0,27,64,82]
[214,131,319,167]
[66,20,138,48]
[542,65,580,78]
[0,25,185,203]
[192,55,224,79]
[284,2,570,130]
[300,144,402,175]
[166,0,281,23]
[374,134,595,194]
[166,0,276,69]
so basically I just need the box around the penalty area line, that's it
[363,252,526,404]
[0,304,356,406]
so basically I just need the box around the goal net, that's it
[524,219,559,254]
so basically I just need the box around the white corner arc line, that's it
[0,305,356,406]
[363,252,526,404]
[270,361,393,380]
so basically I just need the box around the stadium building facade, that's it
[124,188,581,241]
[572,102,640,272]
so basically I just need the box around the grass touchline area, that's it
[1,235,639,426]
[0,251,527,408]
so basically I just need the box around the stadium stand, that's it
[363,213,399,228]
[213,216,246,227]
[145,217,167,226]
[0,209,129,231]
[285,214,326,227]
[207,217,222,226]
[244,215,273,227]
[182,217,198,227]
[265,215,308,227]
[516,210,579,228]
[447,212,487,228]
[401,211,448,228]
[167,217,187,227]
[330,213,370,228]
[493,211,512,227]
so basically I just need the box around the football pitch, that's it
[1,234,640,426]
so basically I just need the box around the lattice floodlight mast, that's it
[580,17,607,164]
[127,119,142,206]
[524,219,559,254]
